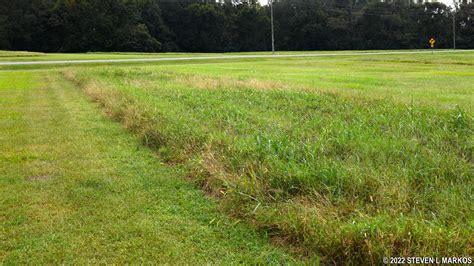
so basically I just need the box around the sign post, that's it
[429,37,436,54]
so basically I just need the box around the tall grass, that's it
[65,67,473,263]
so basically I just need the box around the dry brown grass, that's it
[177,75,292,91]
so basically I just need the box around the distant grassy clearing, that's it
[0,50,46,58]
[66,52,473,263]
[2,49,472,63]
[154,53,474,110]
[5,49,470,108]
[0,71,294,263]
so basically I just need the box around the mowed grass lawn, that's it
[0,71,295,263]
[1,51,473,263]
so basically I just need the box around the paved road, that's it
[1,50,473,66]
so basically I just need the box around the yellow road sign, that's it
[429,38,436,48]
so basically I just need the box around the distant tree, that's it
[356,2,416,49]
[327,9,354,50]
[0,0,35,51]
[231,3,271,51]
[136,0,174,51]
[158,1,195,52]
[0,15,9,49]
[177,3,230,52]
[457,3,474,49]
[0,0,471,52]
[272,0,329,50]
[37,0,161,52]
[115,24,161,52]
[414,3,452,48]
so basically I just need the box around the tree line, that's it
[0,0,473,52]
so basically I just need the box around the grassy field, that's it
[1,49,468,62]
[0,71,295,263]
[0,50,392,62]
[1,50,473,263]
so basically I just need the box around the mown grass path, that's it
[0,71,294,264]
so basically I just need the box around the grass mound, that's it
[65,66,473,263]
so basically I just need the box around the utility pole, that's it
[270,0,275,55]
[452,0,457,49]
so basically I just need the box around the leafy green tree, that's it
[178,3,230,52]
[136,0,174,51]
[273,0,329,50]
[115,23,161,51]
[231,3,271,51]
[356,2,417,49]
[414,3,452,48]
[0,0,472,52]
[0,15,9,49]
[457,3,474,48]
